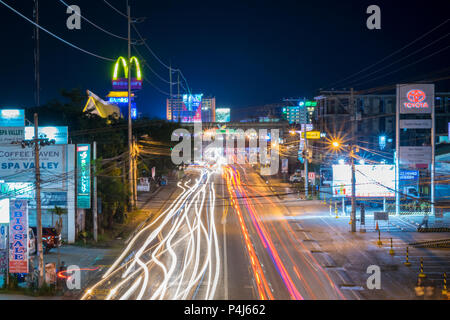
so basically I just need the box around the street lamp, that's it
[329,139,359,232]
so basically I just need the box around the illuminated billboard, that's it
[0,109,25,127]
[332,164,395,197]
[398,84,434,114]
[25,126,68,145]
[181,94,203,122]
[216,108,230,123]
[112,56,142,90]
[77,144,91,209]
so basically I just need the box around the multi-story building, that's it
[166,94,216,122]
[282,101,317,124]
[314,90,450,150]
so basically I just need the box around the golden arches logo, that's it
[112,56,142,80]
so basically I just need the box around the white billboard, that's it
[0,145,68,189]
[24,126,68,145]
[332,164,395,197]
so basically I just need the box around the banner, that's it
[0,127,24,144]
[9,199,28,274]
[0,145,67,189]
[77,144,91,209]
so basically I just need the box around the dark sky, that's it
[0,0,449,119]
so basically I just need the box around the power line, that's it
[324,18,450,89]
[102,0,128,19]
[345,32,450,87]
[133,44,176,85]
[131,23,173,70]
[354,45,450,87]
[142,75,171,96]
[0,0,114,62]
[131,24,192,94]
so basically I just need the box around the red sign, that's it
[404,89,429,109]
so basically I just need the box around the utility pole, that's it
[127,1,134,209]
[33,113,44,287]
[395,86,400,216]
[33,0,40,107]
[93,141,98,242]
[431,94,435,216]
[350,88,356,232]
[350,146,356,232]
[133,136,138,204]
[304,134,308,199]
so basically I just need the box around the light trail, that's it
[226,166,303,300]
[224,166,274,300]
[83,167,222,300]
[243,167,346,300]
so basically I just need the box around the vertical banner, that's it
[9,199,28,274]
[77,144,91,209]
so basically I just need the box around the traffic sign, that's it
[301,131,321,139]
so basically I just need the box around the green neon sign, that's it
[77,144,91,209]
[112,56,142,81]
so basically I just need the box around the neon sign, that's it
[404,89,429,109]
[77,144,91,209]
[112,56,143,90]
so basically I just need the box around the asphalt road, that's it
[80,163,350,300]
[223,164,345,300]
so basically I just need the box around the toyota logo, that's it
[406,89,426,103]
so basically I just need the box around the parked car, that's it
[30,227,61,254]
[289,173,302,183]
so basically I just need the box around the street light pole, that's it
[304,135,308,199]
[127,1,134,209]
[350,145,356,232]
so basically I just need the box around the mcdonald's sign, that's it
[112,56,143,90]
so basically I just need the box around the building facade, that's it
[166,94,216,123]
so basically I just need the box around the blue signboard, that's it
[0,109,25,127]
[399,170,419,180]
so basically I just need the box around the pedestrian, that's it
[418,214,429,229]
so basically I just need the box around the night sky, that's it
[0,0,449,119]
